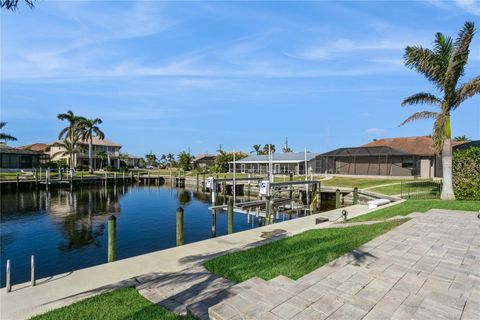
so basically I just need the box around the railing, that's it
[400,180,442,199]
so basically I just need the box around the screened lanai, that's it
[316,146,422,176]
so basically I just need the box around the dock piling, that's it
[31,255,36,287]
[227,199,234,234]
[353,187,359,205]
[6,259,11,293]
[108,215,117,262]
[336,189,341,209]
[176,207,184,246]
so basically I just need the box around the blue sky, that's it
[2,0,479,157]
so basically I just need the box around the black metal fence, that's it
[400,180,442,199]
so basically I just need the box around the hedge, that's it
[453,147,480,200]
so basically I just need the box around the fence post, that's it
[353,187,359,205]
[336,189,341,209]
[227,199,234,234]
[31,255,36,287]
[6,259,11,293]
[176,207,184,246]
[108,215,117,262]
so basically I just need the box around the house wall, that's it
[49,144,121,169]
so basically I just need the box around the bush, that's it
[453,147,480,200]
[76,164,88,172]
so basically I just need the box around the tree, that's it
[400,21,479,200]
[1,0,34,10]
[145,152,158,167]
[52,139,82,170]
[214,150,248,172]
[454,135,470,142]
[57,110,85,169]
[166,153,176,168]
[97,151,108,169]
[262,144,276,155]
[0,122,17,143]
[251,144,263,155]
[177,151,194,171]
[78,118,105,173]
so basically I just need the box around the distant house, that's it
[193,154,216,169]
[0,144,43,169]
[229,152,319,175]
[120,153,142,168]
[317,136,474,178]
[18,143,50,165]
[48,136,122,169]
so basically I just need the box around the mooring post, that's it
[265,196,271,224]
[336,189,341,209]
[227,199,234,234]
[176,207,184,246]
[130,171,133,181]
[353,187,359,205]
[196,173,199,190]
[108,215,117,262]
[31,255,36,287]
[16,173,19,189]
[81,171,84,183]
[6,259,11,293]
[59,169,63,181]
[114,172,117,183]
[317,182,322,212]
[211,207,217,238]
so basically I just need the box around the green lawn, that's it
[204,219,407,283]
[349,199,480,222]
[31,288,194,320]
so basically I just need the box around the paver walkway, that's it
[206,209,480,319]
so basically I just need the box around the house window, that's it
[402,157,414,169]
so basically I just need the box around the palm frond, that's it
[404,46,443,88]
[400,111,439,126]
[0,133,17,142]
[0,122,6,129]
[444,21,475,100]
[401,92,441,107]
[453,76,480,109]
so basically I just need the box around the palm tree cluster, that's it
[55,110,105,172]
[0,122,17,143]
[251,144,276,155]
[401,21,479,200]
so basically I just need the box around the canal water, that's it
[1,183,335,287]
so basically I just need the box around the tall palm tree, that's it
[251,144,262,155]
[79,118,105,173]
[166,153,176,167]
[0,122,17,143]
[262,144,276,155]
[57,110,85,169]
[400,21,479,200]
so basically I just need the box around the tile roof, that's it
[0,144,44,156]
[49,136,122,147]
[361,136,466,156]
[18,143,48,152]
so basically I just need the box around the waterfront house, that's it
[48,136,122,169]
[0,144,43,169]
[229,152,319,175]
[193,154,216,169]
[317,136,475,178]
[120,153,142,168]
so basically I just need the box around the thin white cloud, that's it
[454,0,480,15]
[364,128,386,135]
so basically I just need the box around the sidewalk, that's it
[0,203,399,320]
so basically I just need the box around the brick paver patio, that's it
[208,209,480,319]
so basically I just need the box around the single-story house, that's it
[317,136,475,178]
[120,153,142,168]
[18,143,50,165]
[193,154,216,169]
[0,144,43,169]
[229,152,319,175]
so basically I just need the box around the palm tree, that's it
[57,110,85,169]
[0,122,17,143]
[79,118,105,173]
[263,144,276,155]
[53,139,82,169]
[251,144,263,155]
[453,135,470,142]
[400,21,479,200]
[1,0,35,11]
[166,153,176,167]
[97,151,108,169]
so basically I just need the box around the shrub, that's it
[453,147,480,200]
[75,164,88,172]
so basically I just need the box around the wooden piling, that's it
[353,187,359,205]
[317,182,322,212]
[6,259,11,293]
[176,207,184,246]
[265,196,271,224]
[108,215,117,262]
[227,199,234,234]
[31,255,36,287]
[211,208,217,237]
[336,189,341,209]
[16,174,19,189]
